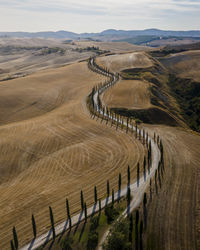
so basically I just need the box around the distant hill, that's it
[1,29,200,40]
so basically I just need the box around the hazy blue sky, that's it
[0,0,200,32]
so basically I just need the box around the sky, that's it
[0,0,200,33]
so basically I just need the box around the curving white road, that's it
[20,57,160,250]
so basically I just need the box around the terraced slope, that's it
[0,62,144,249]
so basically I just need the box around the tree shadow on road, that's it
[57,219,69,243]
[27,238,35,250]
[42,228,52,248]
[79,221,87,242]
[73,210,83,235]
[92,203,97,216]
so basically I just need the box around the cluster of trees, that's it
[103,208,144,250]
[87,216,99,250]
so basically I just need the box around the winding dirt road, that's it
[20,57,160,250]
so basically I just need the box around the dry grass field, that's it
[103,79,152,109]
[0,37,93,81]
[1,43,199,250]
[75,41,151,53]
[0,61,144,249]
[160,50,200,81]
[145,125,200,250]
[0,38,151,82]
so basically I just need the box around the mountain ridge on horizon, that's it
[1,28,200,40]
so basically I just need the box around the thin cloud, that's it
[0,0,199,32]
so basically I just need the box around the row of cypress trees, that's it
[11,57,164,249]
[11,160,135,249]
[88,55,166,250]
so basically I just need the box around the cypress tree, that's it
[143,156,146,181]
[49,206,55,240]
[157,135,160,145]
[143,129,145,144]
[66,199,70,219]
[139,129,141,140]
[126,118,129,133]
[149,140,152,154]
[84,203,87,221]
[155,170,158,194]
[118,173,121,192]
[160,140,164,163]
[146,132,148,145]
[32,214,37,238]
[148,140,152,166]
[81,190,84,211]
[137,163,140,187]
[10,240,15,250]
[127,187,131,205]
[94,186,97,204]
[12,226,18,250]
[150,178,152,201]
[135,124,138,138]
[128,165,130,186]
[107,180,110,197]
